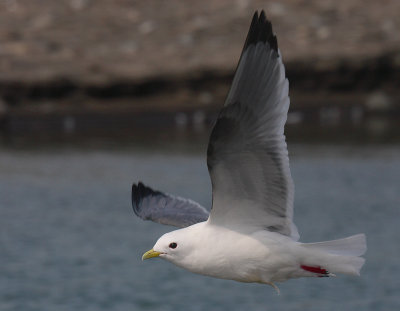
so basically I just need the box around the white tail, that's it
[302,234,367,276]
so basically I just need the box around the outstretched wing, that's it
[207,11,299,240]
[132,182,209,228]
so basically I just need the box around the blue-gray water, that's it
[1,144,399,311]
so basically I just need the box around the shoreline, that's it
[1,53,399,142]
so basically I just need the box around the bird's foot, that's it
[267,282,280,295]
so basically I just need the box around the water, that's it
[0,144,399,311]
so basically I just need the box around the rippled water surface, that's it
[1,144,399,311]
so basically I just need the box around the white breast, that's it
[173,222,282,283]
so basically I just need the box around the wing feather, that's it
[207,11,299,240]
[132,182,209,228]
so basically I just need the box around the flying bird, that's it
[131,11,366,292]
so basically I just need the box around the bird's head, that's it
[142,228,194,266]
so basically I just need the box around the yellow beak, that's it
[142,249,161,260]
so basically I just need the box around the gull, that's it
[131,11,366,292]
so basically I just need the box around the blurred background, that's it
[0,1,399,310]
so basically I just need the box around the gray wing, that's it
[131,182,209,228]
[207,11,299,240]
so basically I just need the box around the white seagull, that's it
[132,11,366,292]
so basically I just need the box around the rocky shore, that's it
[1,0,399,141]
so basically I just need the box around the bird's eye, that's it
[169,242,177,249]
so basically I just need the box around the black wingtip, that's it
[243,10,278,53]
[132,182,147,215]
[131,182,161,216]
[131,182,141,216]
